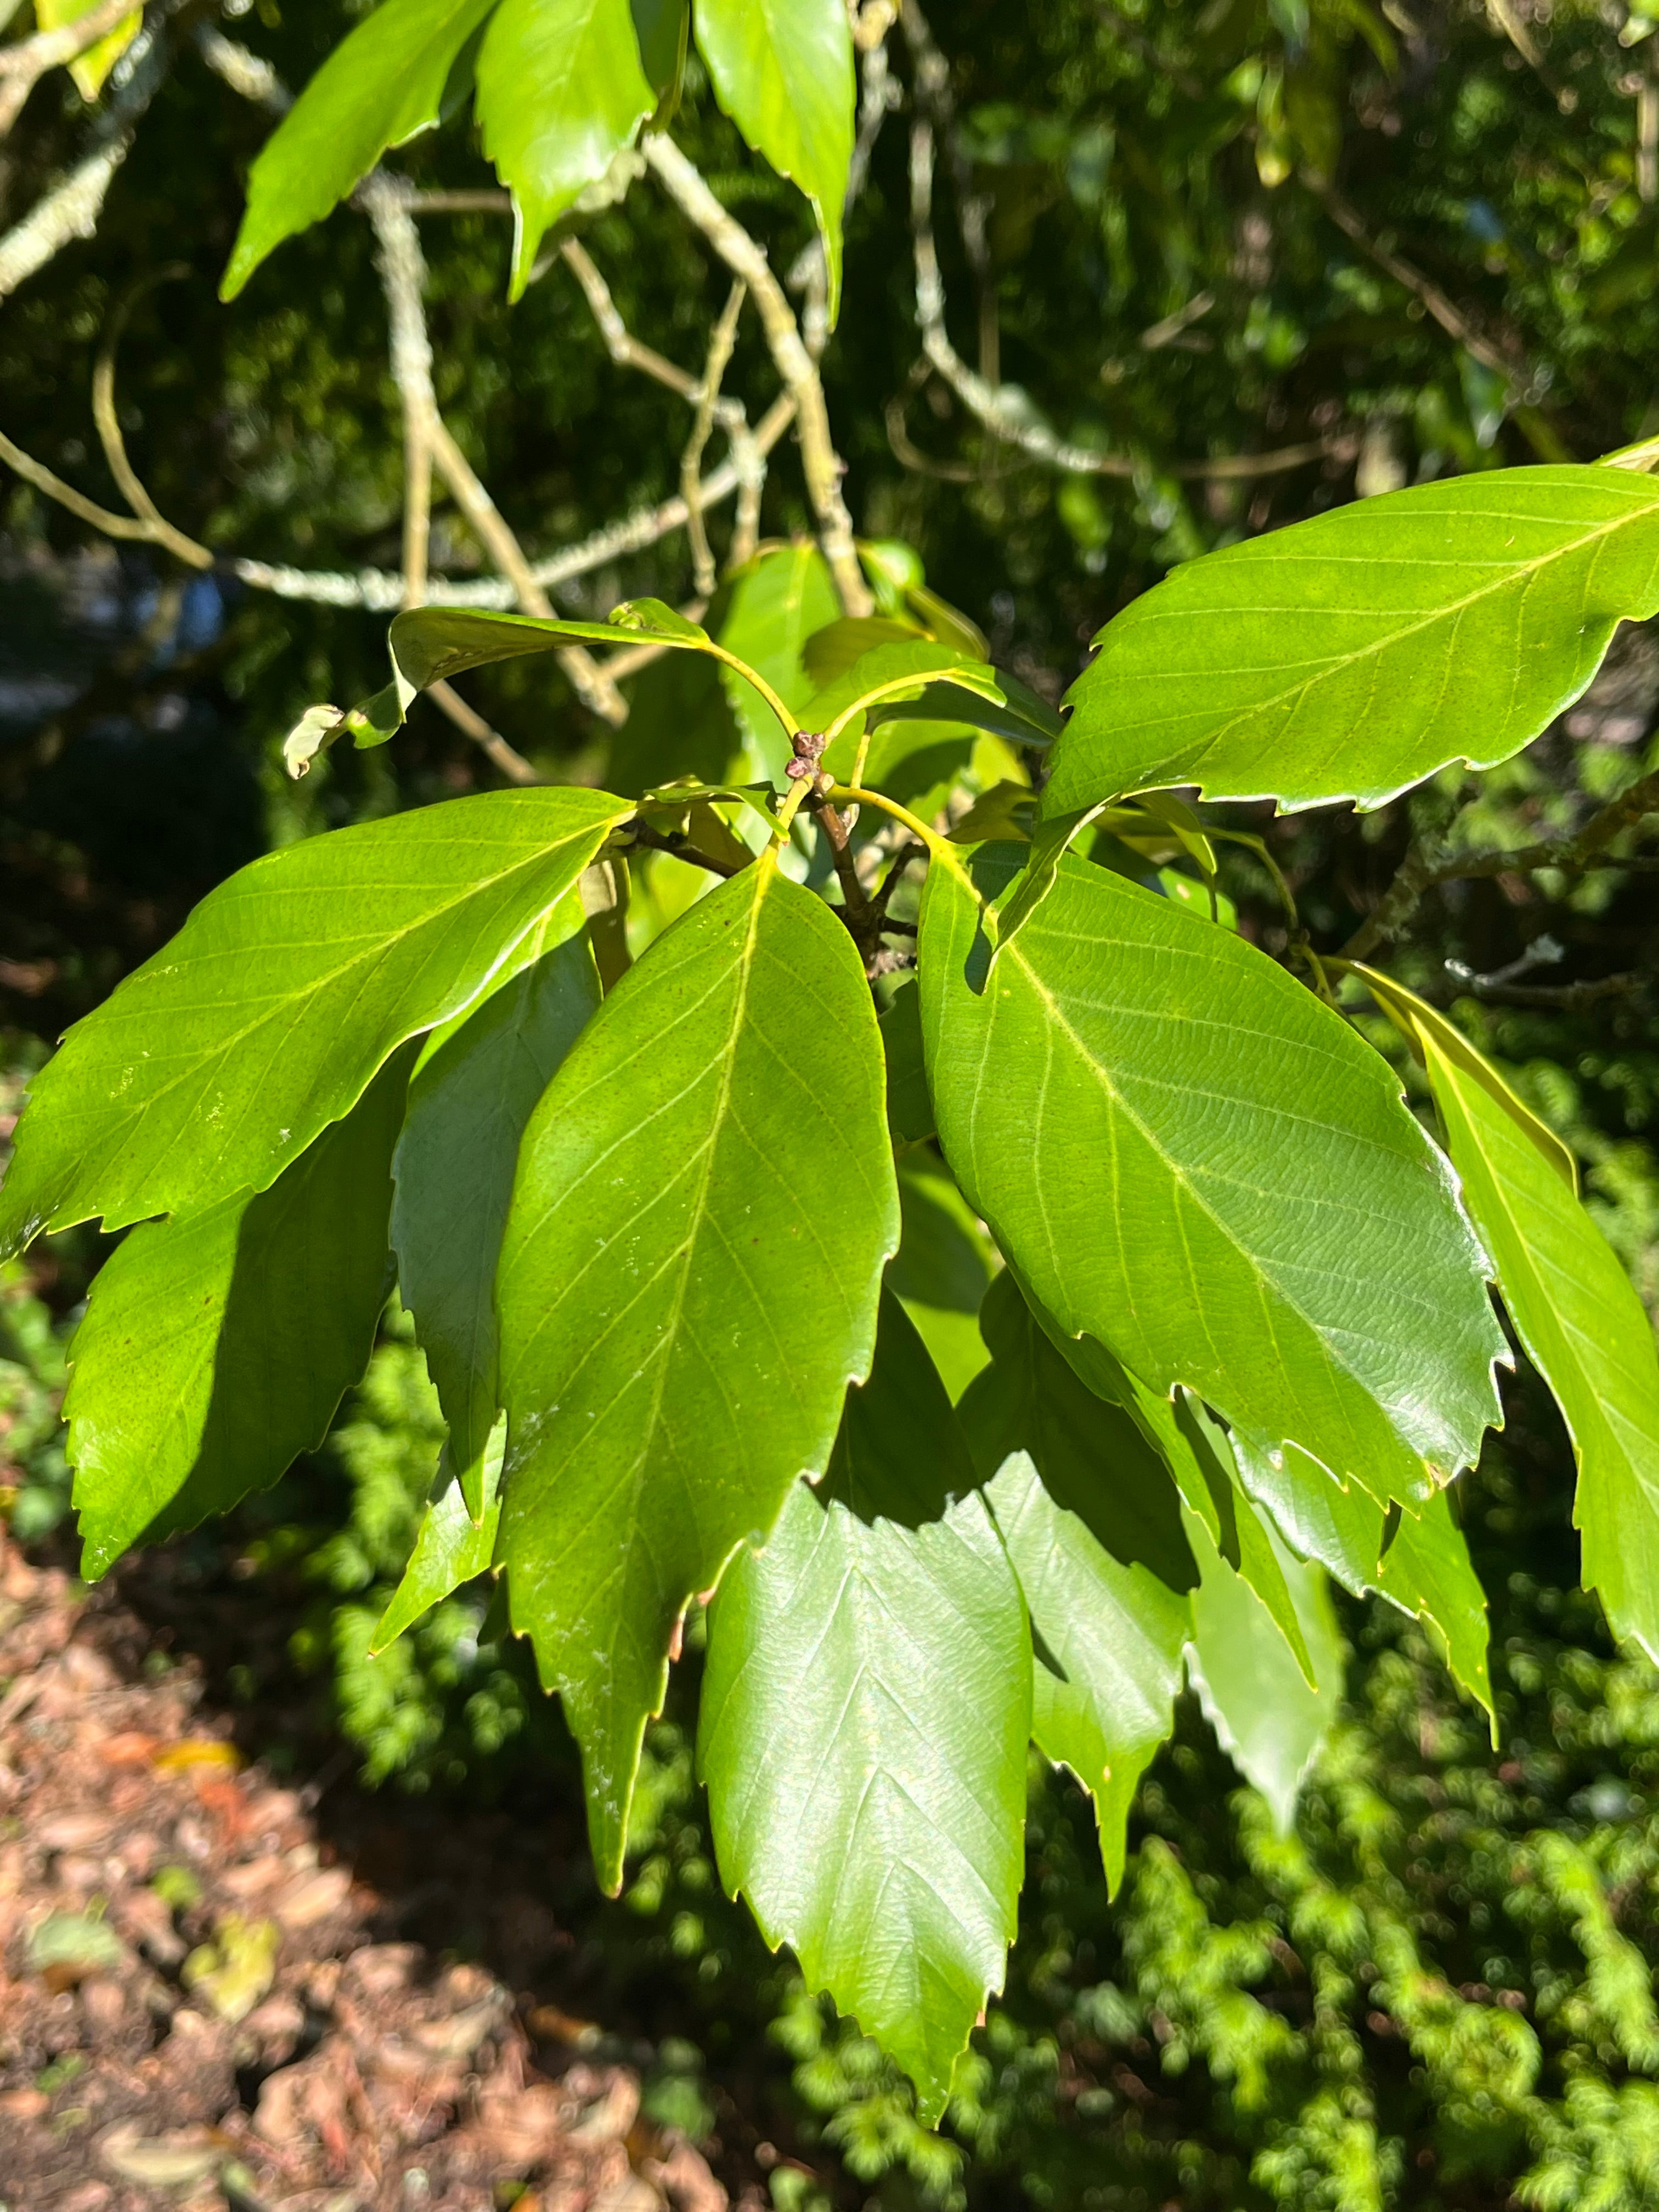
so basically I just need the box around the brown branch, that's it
[1307,177,1519,389]
[644,134,873,617]
[1344,764,1659,958]
[628,821,747,878]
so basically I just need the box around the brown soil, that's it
[0,1534,743,2212]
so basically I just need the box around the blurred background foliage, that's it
[6,0,1659,2203]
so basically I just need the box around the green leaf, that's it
[630,0,687,96]
[1378,1492,1495,1730]
[888,1154,998,1401]
[476,0,656,298]
[813,642,1006,772]
[692,0,855,323]
[717,546,840,782]
[957,1271,1198,1594]
[988,1449,1188,1894]
[63,1053,409,1580]
[221,0,499,299]
[0,789,629,1254]
[876,668,1064,752]
[391,898,601,1519]
[918,845,1504,1508]
[1414,1022,1659,1664]
[1046,467,1659,816]
[496,850,900,1887]
[803,615,928,689]
[36,0,141,101]
[297,602,739,771]
[372,1426,504,1651]
[879,982,933,1146]
[984,1272,1313,1680]
[1186,1509,1344,1836]
[1229,1429,1494,1728]
[699,1295,1028,2121]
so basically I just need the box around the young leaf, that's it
[813,642,1006,771]
[700,1295,1028,2123]
[888,1155,997,1400]
[373,1426,505,1651]
[803,615,927,689]
[221,0,499,299]
[918,847,1505,1508]
[988,1450,1189,1894]
[0,789,630,1254]
[477,0,656,297]
[391,899,601,1519]
[496,851,900,1887]
[297,601,744,769]
[63,1052,410,1579]
[692,0,855,323]
[1186,1510,1344,1836]
[1046,467,1659,817]
[1417,1023,1659,1664]
[717,545,840,781]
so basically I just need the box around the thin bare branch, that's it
[1344,764,1659,958]
[906,122,1359,484]
[0,421,208,562]
[87,264,210,571]
[0,0,142,134]
[1307,177,1520,389]
[644,134,873,616]
[0,138,129,301]
[193,24,289,112]
[682,280,746,595]
[428,678,541,785]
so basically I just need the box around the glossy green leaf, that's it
[0,789,629,1255]
[63,1053,409,1579]
[1047,467,1659,817]
[700,1295,1027,2121]
[1417,1023,1659,1664]
[919,846,1504,1508]
[814,642,1005,772]
[496,851,900,1886]
[718,546,840,781]
[803,615,927,689]
[477,0,656,297]
[1229,1430,1493,1727]
[876,669,1064,752]
[1186,1509,1344,1836]
[888,1154,998,1401]
[221,0,498,299]
[957,1271,1197,1594]
[372,1426,504,1651]
[988,1449,1188,1894]
[692,0,855,323]
[1000,1277,1312,1680]
[391,898,601,1519]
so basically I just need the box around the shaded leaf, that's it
[496,852,899,1886]
[477,0,656,297]
[700,1295,1027,2121]
[889,1154,998,1400]
[222,0,498,298]
[1186,1510,1344,1836]
[1048,467,1659,816]
[392,898,601,1517]
[879,982,933,1146]
[692,0,855,322]
[918,845,1504,1508]
[63,1053,409,1579]
[989,1450,1188,1893]
[0,789,629,1252]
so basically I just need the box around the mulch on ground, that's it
[0,1533,741,2212]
